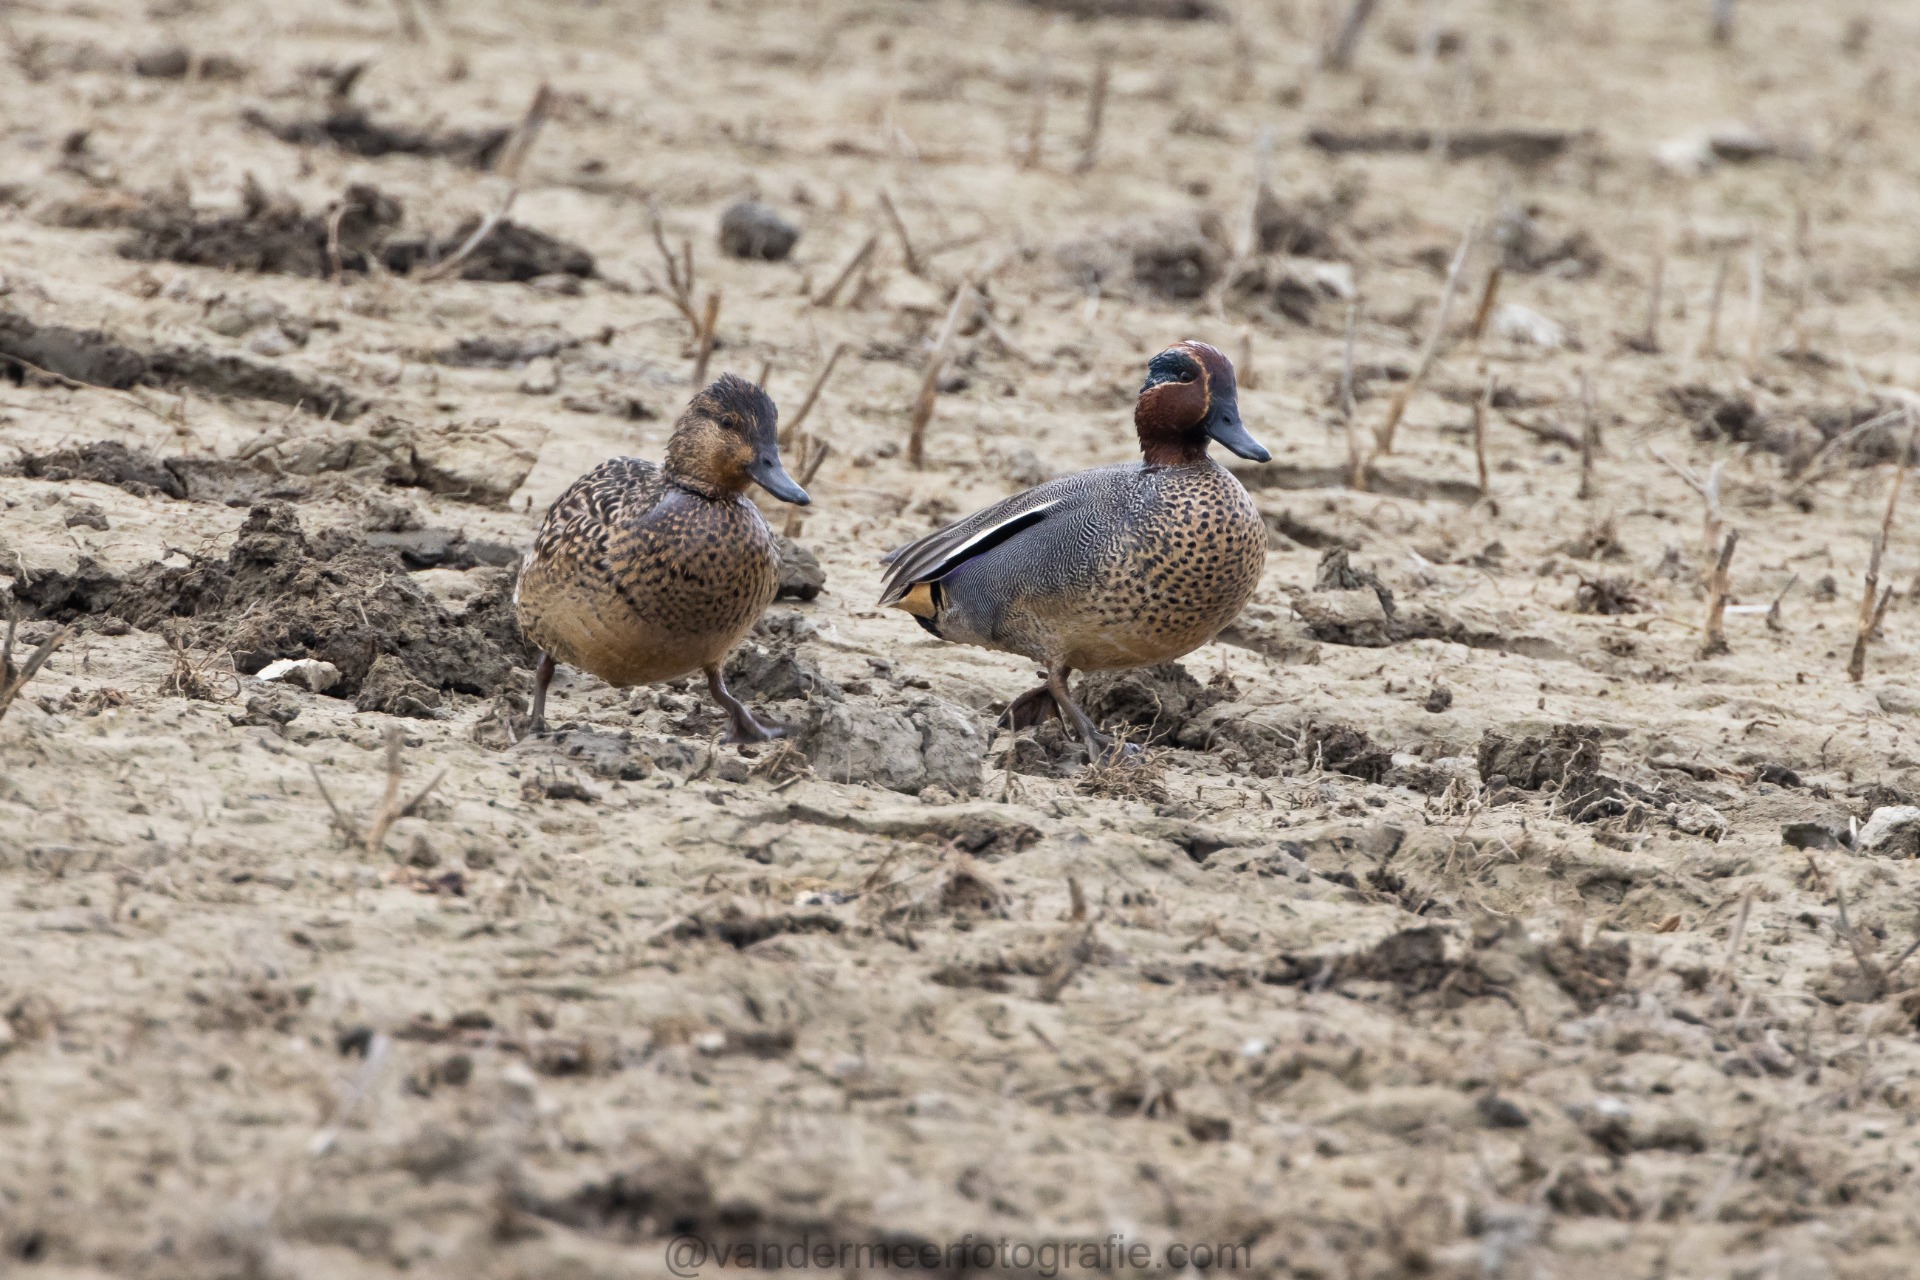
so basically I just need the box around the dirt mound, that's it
[119,182,593,284]
[244,106,510,168]
[1078,661,1233,744]
[1301,720,1393,781]
[118,181,400,278]
[381,219,595,283]
[112,502,522,697]
[0,310,365,419]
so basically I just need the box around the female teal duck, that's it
[877,340,1268,757]
[516,374,809,740]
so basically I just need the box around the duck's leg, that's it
[1001,675,1061,730]
[1045,664,1134,763]
[529,652,556,734]
[706,663,782,743]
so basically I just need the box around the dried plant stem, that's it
[1765,574,1798,632]
[1472,368,1493,498]
[1338,294,1359,421]
[414,189,515,283]
[1576,370,1599,500]
[1788,407,1907,496]
[907,281,976,469]
[1022,56,1050,169]
[1720,884,1755,980]
[1632,250,1664,353]
[324,201,349,280]
[1467,265,1503,345]
[648,211,703,335]
[782,436,834,536]
[1698,529,1738,658]
[491,83,553,184]
[1878,411,1917,545]
[1702,252,1729,358]
[810,232,877,308]
[1074,50,1110,174]
[1848,534,1894,684]
[690,292,721,386]
[1374,220,1477,455]
[1743,242,1764,376]
[1037,921,1095,1002]
[364,727,406,856]
[414,85,549,285]
[1325,0,1382,69]
[0,621,71,722]
[1651,448,1725,558]
[1238,326,1257,391]
[778,342,848,447]
[878,189,922,275]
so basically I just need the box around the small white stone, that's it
[1857,806,1920,854]
[1491,302,1565,349]
[518,357,560,395]
[256,658,340,694]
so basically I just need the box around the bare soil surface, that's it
[4,2,1920,1277]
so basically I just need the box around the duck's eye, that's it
[1177,370,1197,383]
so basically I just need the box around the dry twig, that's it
[0,619,71,723]
[1324,0,1383,69]
[690,291,721,387]
[1074,50,1110,174]
[414,84,550,284]
[1374,220,1477,455]
[1472,369,1494,498]
[1698,529,1739,658]
[778,342,848,448]
[1650,448,1725,557]
[811,232,878,308]
[1702,251,1730,358]
[1848,534,1894,684]
[878,189,922,275]
[1576,370,1599,500]
[1022,55,1050,169]
[1467,265,1503,345]
[907,280,976,469]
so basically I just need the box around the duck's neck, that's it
[1138,434,1210,467]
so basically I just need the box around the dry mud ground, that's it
[5,0,1920,1276]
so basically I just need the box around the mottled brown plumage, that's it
[515,374,809,740]
[877,341,1269,757]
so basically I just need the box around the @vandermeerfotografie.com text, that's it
[663,1233,1255,1277]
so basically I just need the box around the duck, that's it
[877,340,1269,759]
[515,373,809,740]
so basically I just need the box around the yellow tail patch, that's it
[894,581,939,618]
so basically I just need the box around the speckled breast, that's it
[1060,462,1266,671]
[518,491,778,687]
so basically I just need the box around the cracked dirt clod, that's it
[117,182,401,279]
[0,311,365,420]
[1077,661,1233,745]
[243,107,510,168]
[108,502,522,697]
[790,695,988,796]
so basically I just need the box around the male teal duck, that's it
[877,340,1269,758]
[516,373,809,740]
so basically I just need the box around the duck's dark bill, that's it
[748,458,811,505]
[1207,412,1271,463]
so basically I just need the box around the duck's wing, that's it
[876,467,1123,608]
[529,457,669,569]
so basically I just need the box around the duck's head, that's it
[666,373,810,505]
[1134,340,1270,466]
